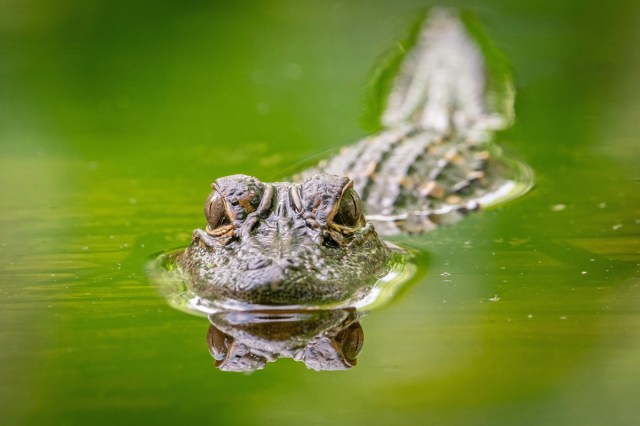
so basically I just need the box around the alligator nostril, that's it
[246,258,273,271]
[238,264,286,291]
[279,258,303,271]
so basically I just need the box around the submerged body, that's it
[297,9,529,235]
[298,126,530,235]
[178,9,531,308]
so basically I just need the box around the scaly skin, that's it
[179,174,391,307]
[178,9,531,310]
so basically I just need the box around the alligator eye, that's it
[205,192,231,231]
[332,188,361,228]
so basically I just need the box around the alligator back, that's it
[297,9,532,235]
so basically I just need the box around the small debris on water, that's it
[440,272,450,277]
[551,204,566,211]
[612,223,623,230]
[489,295,500,302]
[527,314,533,319]
[598,202,607,208]
[509,237,529,247]
[581,271,587,275]
[560,316,567,320]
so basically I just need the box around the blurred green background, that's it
[1,0,639,424]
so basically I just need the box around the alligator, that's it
[177,8,532,311]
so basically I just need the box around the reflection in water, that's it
[147,248,420,372]
[207,309,364,372]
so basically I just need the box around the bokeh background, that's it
[1,0,639,424]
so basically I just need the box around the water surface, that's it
[1,1,639,424]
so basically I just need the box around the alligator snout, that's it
[246,255,305,272]
[242,256,308,291]
[246,258,273,270]
[239,264,286,291]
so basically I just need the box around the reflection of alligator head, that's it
[179,174,393,308]
[207,309,364,372]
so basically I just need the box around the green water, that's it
[1,1,639,424]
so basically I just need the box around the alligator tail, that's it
[369,8,515,137]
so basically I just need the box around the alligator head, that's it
[179,174,392,308]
